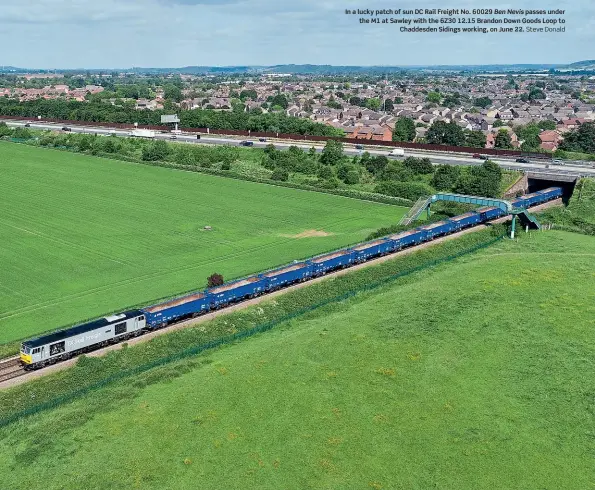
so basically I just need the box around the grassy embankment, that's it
[1,227,594,488]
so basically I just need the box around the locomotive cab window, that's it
[115,322,127,335]
[49,341,65,356]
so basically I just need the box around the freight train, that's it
[18,187,563,369]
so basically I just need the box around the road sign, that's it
[161,115,180,124]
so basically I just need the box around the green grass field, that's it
[1,230,593,489]
[0,142,404,343]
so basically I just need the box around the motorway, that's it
[5,119,595,178]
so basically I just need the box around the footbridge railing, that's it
[399,193,513,226]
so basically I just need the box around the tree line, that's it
[0,99,344,137]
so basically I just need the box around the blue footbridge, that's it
[399,192,546,237]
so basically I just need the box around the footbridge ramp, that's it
[399,193,512,226]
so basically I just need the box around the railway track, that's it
[0,356,26,383]
[0,197,564,389]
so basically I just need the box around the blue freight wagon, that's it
[538,187,563,201]
[310,249,354,276]
[515,192,541,207]
[263,262,311,291]
[511,197,526,208]
[208,276,265,307]
[143,292,209,328]
[477,206,503,221]
[389,229,424,250]
[352,238,392,262]
[448,211,482,230]
[418,220,453,240]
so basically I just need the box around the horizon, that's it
[1,60,591,73]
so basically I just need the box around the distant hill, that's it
[2,61,594,75]
[556,60,595,72]
[0,66,27,73]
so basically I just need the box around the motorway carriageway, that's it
[4,120,594,178]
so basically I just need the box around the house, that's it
[487,127,519,148]
[511,109,530,119]
[538,130,560,149]
[538,129,561,150]
[485,132,495,149]
[557,118,586,131]
[496,109,513,120]
[415,127,428,140]
[348,124,392,142]
[480,117,496,131]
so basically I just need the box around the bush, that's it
[454,161,502,198]
[337,163,359,183]
[374,181,434,201]
[318,165,334,179]
[12,127,33,140]
[319,177,341,189]
[379,162,414,182]
[344,169,360,185]
[365,155,389,175]
[403,157,433,174]
[270,168,289,181]
[207,273,224,288]
[0,122,12,137]
[221,161,231,171]
[142,140,170,161]
[431,165,461,191]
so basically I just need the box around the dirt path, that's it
[0,199,563,390]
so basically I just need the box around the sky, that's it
[0,0,592,69]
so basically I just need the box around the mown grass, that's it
[0,142,404,343]
[1,230,593,489]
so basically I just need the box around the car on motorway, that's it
[355,144,364,150]
[259,138,267,142]
[240,141,254,146]
[169,135,177,140]
[515,157,530,163]
[472,153,484,159]
[196,134,201,140]
[61,126,71,132]
[24,123,31,128]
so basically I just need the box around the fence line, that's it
[0,234,504,428]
